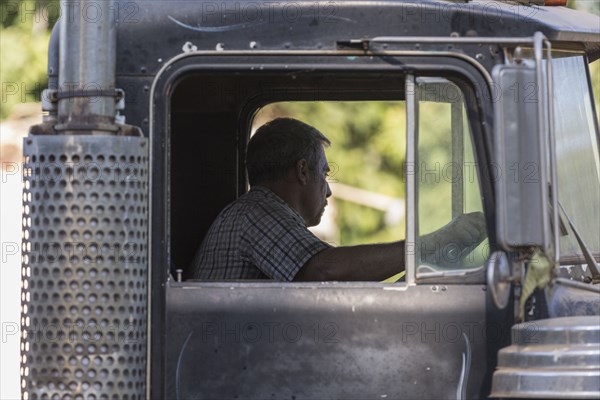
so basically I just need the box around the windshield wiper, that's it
[557,201,600,284]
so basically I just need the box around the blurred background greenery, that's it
[1,0,59,119]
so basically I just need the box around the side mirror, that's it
[492,62,552,254]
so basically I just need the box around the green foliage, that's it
[0,1,54,119]
[417,101,453,234]
[568,0,600,16]
[591,60,600,122]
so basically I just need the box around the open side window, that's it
[168,66,490,283]
[253,100,406,264]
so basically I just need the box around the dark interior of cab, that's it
[169,70,407,279]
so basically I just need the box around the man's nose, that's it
[326,182,332,198]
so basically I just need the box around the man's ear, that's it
[295,159,310,185]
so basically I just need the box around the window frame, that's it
[150,53,497,389]
[155,53,496,283]
[411,76,491,282]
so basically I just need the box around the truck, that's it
[19,0,600,398]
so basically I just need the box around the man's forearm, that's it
[295,241,405,281]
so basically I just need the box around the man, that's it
[192,117,486,281]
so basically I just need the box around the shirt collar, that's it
[250,185,306,225]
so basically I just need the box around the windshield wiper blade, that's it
[558,201,600,283]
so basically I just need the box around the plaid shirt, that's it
[191,186,331,281]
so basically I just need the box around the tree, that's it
[0,1,58,119]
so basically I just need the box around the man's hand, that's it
[420,212,487,265]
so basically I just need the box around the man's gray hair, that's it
[247,118,330,186]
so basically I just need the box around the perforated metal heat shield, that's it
[20,135,148,399]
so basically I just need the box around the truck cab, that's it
[20,1,600,399]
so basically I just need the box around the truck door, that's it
[160,64,500,399]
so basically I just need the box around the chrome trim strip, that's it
[544,38,560,267]
[533,32,552,259]
[372,36,536,45]
[456,332,472,400]
[405,74,418,286]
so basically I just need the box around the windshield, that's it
[551,52,600,262]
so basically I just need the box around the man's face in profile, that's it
[304,146,332,227]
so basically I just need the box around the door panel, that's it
[165,282,487,399]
